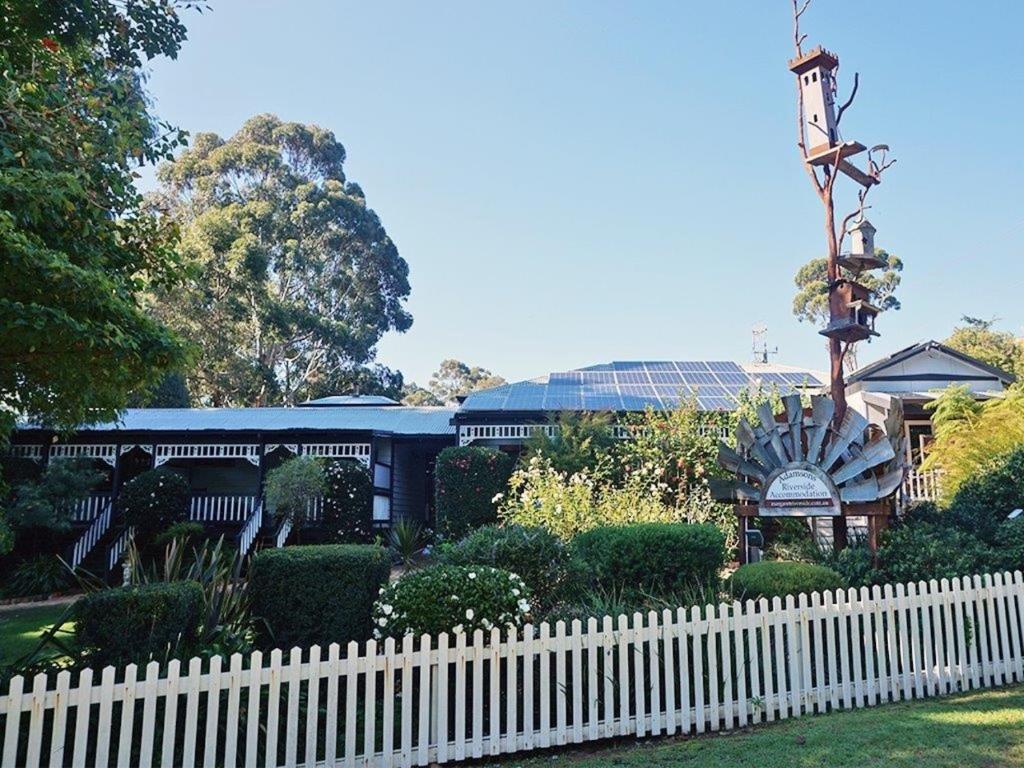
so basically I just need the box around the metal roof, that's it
[58,406,456,436]
[299,395,401,407]
[458,361,826,413]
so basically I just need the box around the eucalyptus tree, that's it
[151,114,413,406]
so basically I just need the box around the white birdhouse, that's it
[788,46,839,156]
[849,218,876,258]
[840,218,885,273]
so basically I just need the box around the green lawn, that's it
[489,685,1024,768]
[0,602,74,666]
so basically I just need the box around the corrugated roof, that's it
[459,360,826,413]
[299,395,401,407]
[59,406,456,436]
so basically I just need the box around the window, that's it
[812,71,818,82]
[804,75,810,85]
[813,113,818,123]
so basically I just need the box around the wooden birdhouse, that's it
[839,218,885,272]
[819,278,880,343]
[788,46,869,173]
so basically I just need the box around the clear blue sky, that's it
[140,0,1024,386]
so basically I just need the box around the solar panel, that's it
[580,371,615,383]
[581,392,623,410]
[612,361,647,371]
[615,371,649,385]
[714,371,750,385]
[548,371,581,384]
[643,362,678,372]
[675,361,710,371]
[706,361,743,373]
[681,371,718,385]
[460,389,508,410]
[647,371,684,385]
[698,396,736,411]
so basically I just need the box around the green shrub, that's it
[264,456,326,526]
[73,581,204,667]
[118,468,189,540]
[321,460,374,543]
[729,561,845,601]
[570,523,726,600]
[820,543,877,588]
[874,521,993,584]
[251,544,390,648]
[438,524,581,610]
[153,521,205,549]
[947,446,1024,543]
[435,447,514,538]
[373,565,531,638]
[991,518,1024,574]
[2,555,70,597]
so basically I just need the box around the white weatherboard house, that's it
[845,340,1016,503]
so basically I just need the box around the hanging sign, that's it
[759,462,842,517]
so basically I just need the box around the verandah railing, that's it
[3,571,1024,767]
[188,494,257,523]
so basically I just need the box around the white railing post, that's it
[237,501,264,559]
[68,498,115,571]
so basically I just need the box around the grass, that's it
[0,602,74,667]
[488,685,1024,768]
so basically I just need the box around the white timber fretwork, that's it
[154,443,261,466]
[49,443,118,466]
[459,422,731,446]
[264,443,299,455]
[4,444,44,461]
[299,443,372,466]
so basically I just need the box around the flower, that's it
[468,572,476,579]
[382,604,393,616]
[465,608,474,620]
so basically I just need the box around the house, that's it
[4,343,1011,570]
[845,340,1016,504]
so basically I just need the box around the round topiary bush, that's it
[435,447,515,539]
[570,522,726,600]
[728,561,845,602]
[321,460,374,543]
[372,565,532,639]
[437,524,581,610]
[118,468,189,540]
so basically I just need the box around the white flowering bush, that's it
[322,459,374,543]
[118,468,189,540]
[372,565,532,639]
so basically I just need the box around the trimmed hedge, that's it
[435,447,514,538]
[118,468,189,540]
[438,524,581,610]
[728,561,845,602]
[74,582,204,667]
[251,544,390,648]
[571,523,726,599]
[373,565,531,638]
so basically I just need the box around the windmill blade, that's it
[756,401,788,466]
[840,475,880,502]
[709,478,762,503]
[783,394,804,462]
[876,467,905,498]
[831,435,896,486]
[821,408,869,471]
[737,418,780,469]
[718,443,768,482]
[805,395,834,464]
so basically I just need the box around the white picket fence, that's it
[3,571,1024,768]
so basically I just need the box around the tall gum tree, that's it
[150,114,413,406]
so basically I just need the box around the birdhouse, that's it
[839,218,885,272]
[788,46,866,167]
[819,279,880,343]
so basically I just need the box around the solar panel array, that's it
[460,361,825,413]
